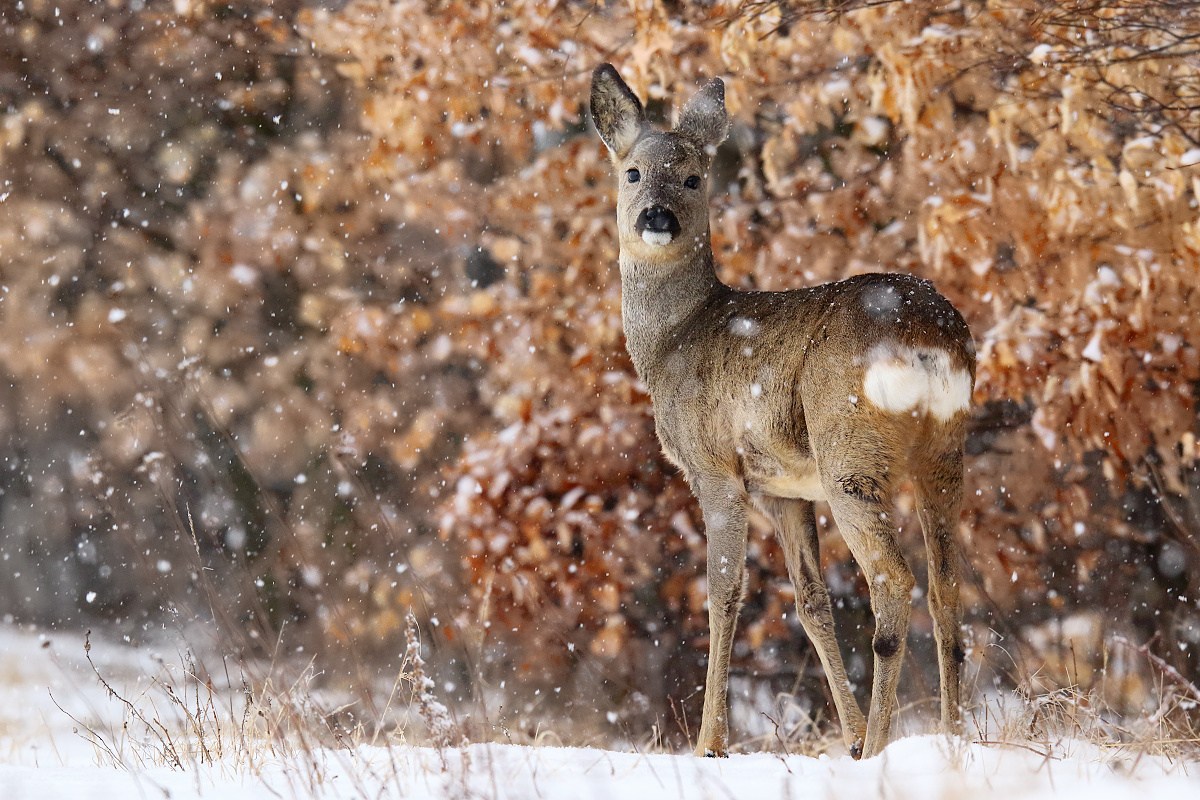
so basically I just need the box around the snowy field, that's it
[3,737,1198,800]
[2,625,1197,799]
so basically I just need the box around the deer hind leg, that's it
[914,444,967,735]
[815,446,913,759]
[693,477,749,757]
[755,495,867,757]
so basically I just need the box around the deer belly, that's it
[759,463,828,501]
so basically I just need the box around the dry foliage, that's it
[1,0,1198,744]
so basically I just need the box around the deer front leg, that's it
[693,478,749,757]
[756,495,867,757]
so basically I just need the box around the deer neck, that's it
[619,238,723,379]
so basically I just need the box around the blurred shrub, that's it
[2,0,1199,743]
[315,0,1200,726]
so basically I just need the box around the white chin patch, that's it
[641,230,674,247]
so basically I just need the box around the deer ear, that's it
[675,77,728,151]
[591,64,646,161]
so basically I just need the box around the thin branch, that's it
[1111,635,1200,704]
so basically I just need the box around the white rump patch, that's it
[641,230,674,247]
[862,344,972,421]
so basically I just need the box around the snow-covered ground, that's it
[3,734,1198,800]
[2,625,1197,799]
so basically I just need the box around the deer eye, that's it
[626,168,640,184]
[684,175,701,189]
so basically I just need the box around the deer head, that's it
[591,64,729,264]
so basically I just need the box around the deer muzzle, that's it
[636,205,681,246]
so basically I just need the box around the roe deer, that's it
[590,64,975,759]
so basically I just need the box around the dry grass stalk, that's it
[404,612,469,752]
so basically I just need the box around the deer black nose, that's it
[636,205,680,236]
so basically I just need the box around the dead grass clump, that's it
[972,631,1200,765]
[49,631,336,779]
[48,619,473,791]
[404,611,468,752]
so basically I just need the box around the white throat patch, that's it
[641,230,674,247]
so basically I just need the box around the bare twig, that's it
[83,631,184,770]
[1112,635,1200,704]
